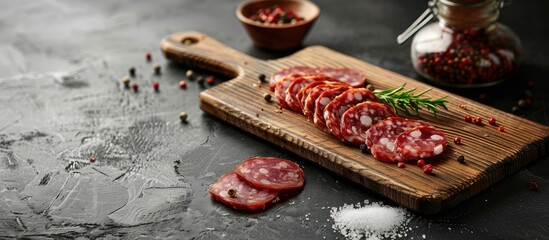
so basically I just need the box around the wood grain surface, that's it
[161,32,549,214]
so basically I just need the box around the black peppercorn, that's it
[359,144,368,153]
[263,93,272,102]
[512,106,522,115]
[129,67,136,77]
[197,76,205,85]
[258,73,266,83]
[457,155,465,163]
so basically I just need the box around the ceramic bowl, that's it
[236,0,320,51]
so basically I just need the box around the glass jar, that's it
[408,0,521,87]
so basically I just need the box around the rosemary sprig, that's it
[373,84,448,116]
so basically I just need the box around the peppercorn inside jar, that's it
[409,0,522,87]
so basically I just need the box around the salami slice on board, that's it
[296,80,344,113]
[270,66,366,87]
[365,117,431,162]
[235,157,305,191]
[285,75,336,112]
[303,84,348,121]
[274,73,314,109]
[208,172,278,211]
[323,88,378,140]
[394,126,447,161]
[340,102,396,146]
[313,86,352,130]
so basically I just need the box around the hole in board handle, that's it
[181,37,199,46]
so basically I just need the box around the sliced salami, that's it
[340,102,396,146]
[285,75,336,112]
[323,88,378,140]
[313,86,351,130]
[394,126,447,161]
[304,84,349,121]
[365,117,431,162]
[270,66,316,86]
[270,66,366,87]
[208,172,278,211]
[274,73,314,109]
[296,80,344,112]
[317,67,366,87]
[235,157,304,191]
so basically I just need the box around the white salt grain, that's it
[330,202,411,240]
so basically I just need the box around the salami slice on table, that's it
[340,102,396,146]
[274,73,314,109]
[208,172,278,211]
[270,66,366,87]
[313,86,352,130]
[296,80,344,112]
[235,157,305,190]
[323,88,378,140]
[365,117,431,162]
[394,126,447,161]
[285,75,336,112]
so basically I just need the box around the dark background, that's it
[0,0,547,239]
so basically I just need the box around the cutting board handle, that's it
[160,32,253,79]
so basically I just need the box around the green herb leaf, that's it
[373,84,448,117]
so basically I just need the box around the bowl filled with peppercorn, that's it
[236,0,320,51]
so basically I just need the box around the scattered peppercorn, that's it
[153,64,161,74]
[146,52,152,61]
[524,97,532,105]
[263,93,272,102]
[498,125,505,132]
[179,111,188,122]
[89,156,97,163]
[465,115,472,122]
[517,99,526,108]
[179,80,187,89]
[512,106,522,115]
[129,67,136,77]
[269,85,275,92]
[258,73,266,83]
[122,76,131,88]
[228,188,237,197]
[417,159,426,168]
[131,83,139,92]
[152,81,159,91]
[197,76,205,85]
[186,70,194,79]
[359,144,368,153]
[488,117,496,125]
[397,162,405,168]
[528,181,539,191]
[454,137,462,144]
[366,84,375,91]
[457,155,465,163]
[422,164,433,174]
[207,76,215,85]
[474,116,483,125]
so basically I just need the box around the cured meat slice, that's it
[317,67,366,87]
[274,73,314,109]
[323,88,378,140]
[394,126,447,161]
[285,75,336,112]
[296,80,344,112]
[313,86,351,130]
[270,66,316,86]
[304,84,349,121]
[365,117,431,162]
[235,157,304,191]
[270,66,366,87]
[208,172,278,211]
[340,102,396,146]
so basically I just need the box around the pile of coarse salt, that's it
[330,201,412,240]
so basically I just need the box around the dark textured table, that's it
[0,0,548,239]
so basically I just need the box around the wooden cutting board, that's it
[161,32,549,214]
